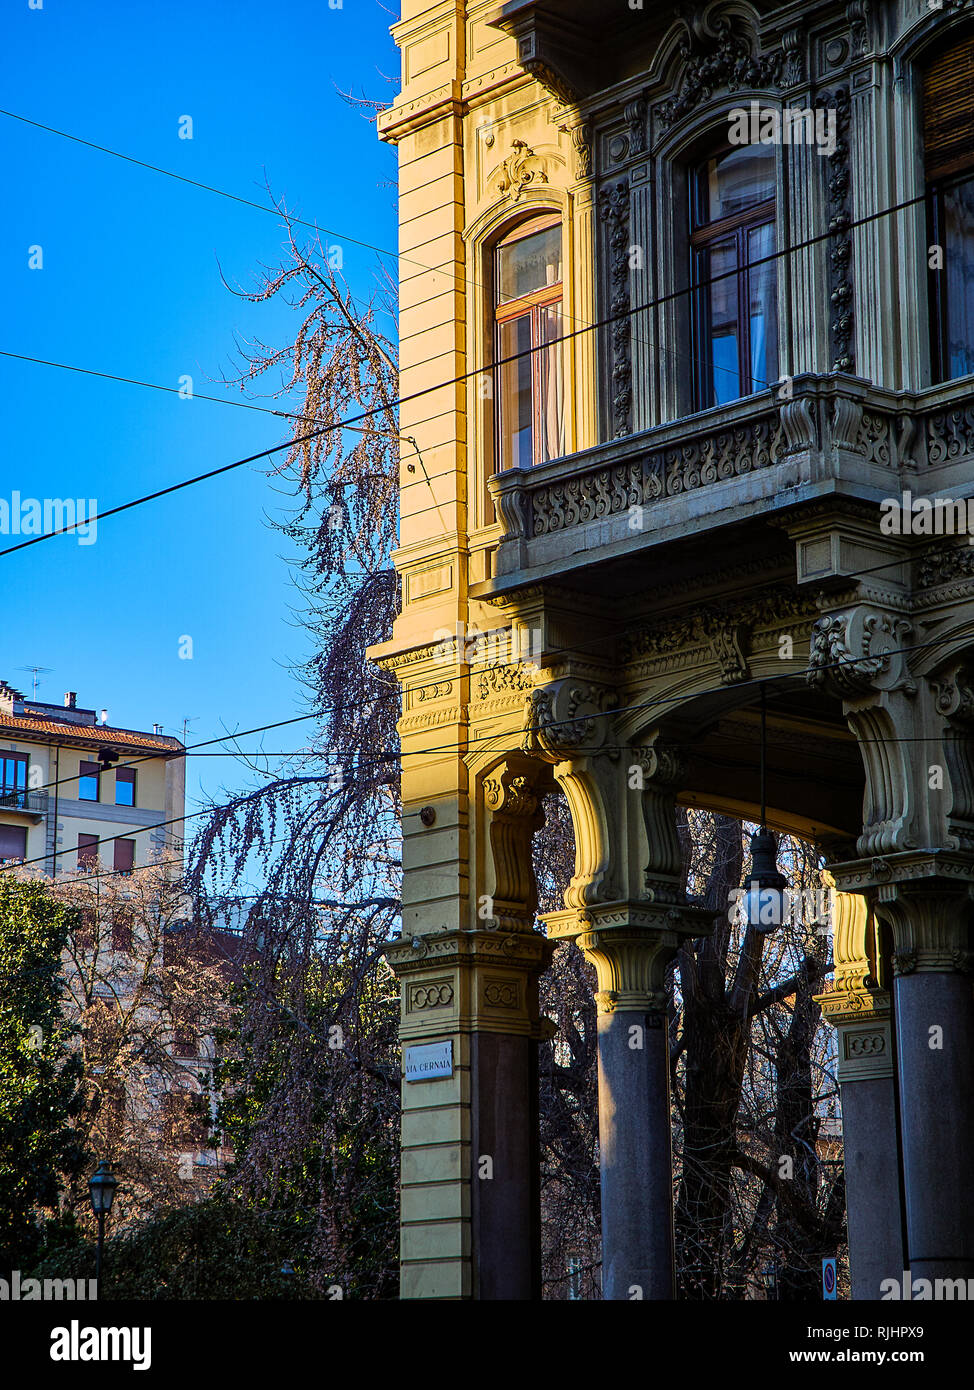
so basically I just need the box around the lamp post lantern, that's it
[88,1161,118,1284]
[740,686,789,933]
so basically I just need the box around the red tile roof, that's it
[0,712,182,754]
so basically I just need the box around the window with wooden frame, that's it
[76,908,98,946]
[77,832,99,870]
[0,823,27,863]
[0,753,29,809]
[163,1087,209,1148]
[113,838,135,874]
[492,216,565,472]
[690,144,778,410]
[115,766,136,807]
[111,908,134,953]
[924,34,974,383]
[78,759,101,802]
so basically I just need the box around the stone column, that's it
[816,883,906,1298]
[875,878,974,1285]
[808,618,974,1289]
[527,680,714,1299]
[573,917,683,1299]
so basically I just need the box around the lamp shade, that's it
[88,1161,118,1215]
[741,828,788,934]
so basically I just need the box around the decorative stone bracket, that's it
[482,755,546,933]
[808,606,974,857]
[522,680,710,962]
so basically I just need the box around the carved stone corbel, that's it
[693,611,750,684]
[624,96,647,157]
[569,122,592,181]
[809,604,922,856]
[631,740,687,903]
[523,678,621,908]
[482,754,547,933]
[930,664,974,853]
[808,606,915,701]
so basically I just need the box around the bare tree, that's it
[191,204,844,1300]
[15,862,236,1236]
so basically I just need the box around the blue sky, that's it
[2,0,400,825]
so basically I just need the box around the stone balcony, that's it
[485,372,974,596]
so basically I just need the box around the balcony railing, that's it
[486,372,974,582]
[0,789,48,815]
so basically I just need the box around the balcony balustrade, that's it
[487,373,974,587]
[0,788,49,819]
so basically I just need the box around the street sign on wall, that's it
[404,1039,453,1081]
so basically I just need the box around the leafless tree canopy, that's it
[189,206,843,1298]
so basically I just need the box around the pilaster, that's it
[387,925,553,1299]
[815,879,906,1298]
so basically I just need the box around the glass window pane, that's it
[497,314,534,469]
[539,304,565,462]
[747,221,778,391]
[698,145,776,225]
[1,756,28,808]
[699,238,740,406]
[943,175,974,379]
[115,767,136,807]
[497,225,562,303]
[79,760,100,802]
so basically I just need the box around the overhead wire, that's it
[11,524,964,804]
[0,169,937,555]
[2,628,957,883]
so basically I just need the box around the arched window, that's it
[690,144,778,410]
[924,35,974,382]
[492,216,564,470]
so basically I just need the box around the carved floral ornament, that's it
[654,4,806,129]
[495,140,549,202]
[807,607,916,701]
[522,679,617,761]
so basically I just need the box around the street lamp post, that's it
[88,1161,118,1286]
[740,686,788,933]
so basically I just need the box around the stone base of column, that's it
[470,1030,541,1300]
[386,927,552,1300]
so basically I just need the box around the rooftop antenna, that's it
[175,716,198,745]
[17,665,53,700]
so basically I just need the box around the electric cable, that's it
[0,180,937,555]
[2,627,955,881]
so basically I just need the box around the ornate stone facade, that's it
[375,0,974,1301]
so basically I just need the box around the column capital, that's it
[545,901,713,1013]
[385,926,554,1039]
[830,854,974,973]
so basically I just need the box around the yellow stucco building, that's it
[372,0,974,1301]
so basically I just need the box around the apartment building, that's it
[375,0,974,1300]
[0,679,184,875]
